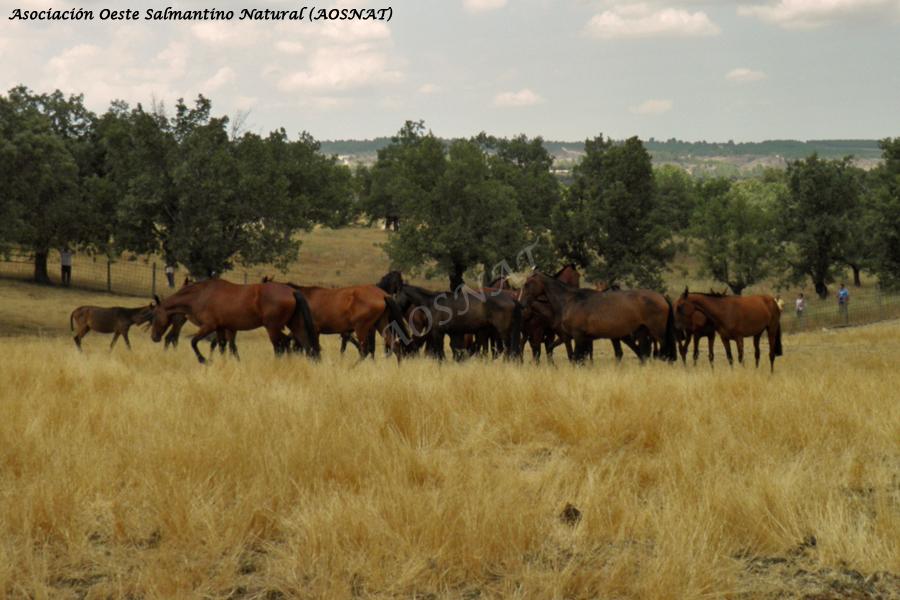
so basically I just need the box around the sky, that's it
[1,0,898,142]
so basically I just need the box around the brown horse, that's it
[673,293,718,366]
[149,279,319,363]
[518,272,677,363]
[70,304,154,351]
[285,283,409,361]
[340,270,407,357]
[676,288,782,371]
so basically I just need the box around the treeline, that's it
[1,86,899,297]
[319,137,884,162]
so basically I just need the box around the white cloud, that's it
[234,96,258,110]
[493,88,544,107]
[463,0,508,13]
[277,44,403,92]
[726,67,767,82]
[630,99,673,115]
[586,4,721,39]
[191,22,260,47]
[738,0,900,29]
[418,83,440,94]
[201,67,236,92]
[275,40,305,55]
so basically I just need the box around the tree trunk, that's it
[33,249,51,284]
[851,264,861,287]
[814,278,828,299]
[449,263,465,292]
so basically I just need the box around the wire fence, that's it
[2,251,900,333]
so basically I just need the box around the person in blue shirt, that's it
[837,283,849,324]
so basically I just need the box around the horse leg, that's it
[707,333,715,368]
[109,331,120,351]
[690,334,699,366]
[767,327,778,373]
[74,324,88,351]
[190,325,218,364]
[753,334,761,368]
[722,337,734,367]
[611,339,624,363]
[122,328,132,350]
[265,325,288,357]
[736,337,745,366]
[340,333,350,354]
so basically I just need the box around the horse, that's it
[393,284,522,361]
[284,282,409,361]
[339,270,406,357]
[70,304,154,351]
[149,279,319,363]
[676,288,782,372]
[518,272,677,364]
[673,293,718,366]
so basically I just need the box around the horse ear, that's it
[153,294,161,306]
[682,287,689,298]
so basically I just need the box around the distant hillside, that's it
[318,137,885,175]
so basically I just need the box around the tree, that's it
[361,120,444,231]
[114,96,346,276]
[654,164,697,233]
[379,125,525,289]
[478,133,561,233]
[553,135,672,288]
[693,178,782,295]
[868,138,900,289]
[779,155,860,298]
[0,86,86,283]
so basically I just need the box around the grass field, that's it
[0,280,898,599]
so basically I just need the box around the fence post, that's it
[107,260,112,293]
[152,262,157,296]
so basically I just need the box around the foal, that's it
[70,303,154,351]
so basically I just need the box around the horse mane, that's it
[552,263,578,278]
[695,290,728,298]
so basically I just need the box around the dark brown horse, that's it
[149,279,319,363]
[70,304,154,351]
[676,289,782,371]
[673,293,718,366]
[518,272,677,363]
[394,284,522,361]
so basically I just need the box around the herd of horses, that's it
[69,265,784,371]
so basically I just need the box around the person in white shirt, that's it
[60,248,73,286]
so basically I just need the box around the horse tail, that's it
[69,309,75,331]
[661,298,678,362]
[291,291,320,357]
[509,301,523,358]
[383,296,410,341]
[773,321,783,357]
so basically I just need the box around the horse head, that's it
[518,272,548,308]
[149,301,173,343]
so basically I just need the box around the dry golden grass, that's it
[0,280,898,599]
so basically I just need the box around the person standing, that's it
[60,248,73,287]
[165,263,176,288]
[837,283,849,324]
[795,293,806,326]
